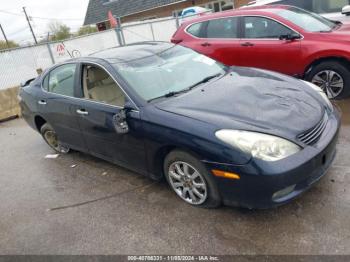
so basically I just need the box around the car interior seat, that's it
[86,66,125,107]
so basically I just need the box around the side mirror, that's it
[279,33,301,41]
[112,101,136,134]
[20,78,36,88]
[113,109,129,134]
[342,5,350,15]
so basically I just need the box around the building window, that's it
[202,0,234,12]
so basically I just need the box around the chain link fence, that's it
[0,16,180,91]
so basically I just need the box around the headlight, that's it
[302,80,333,110]
[215,130,301,162]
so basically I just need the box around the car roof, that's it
[89,41,175,63]
[180,5,289,26]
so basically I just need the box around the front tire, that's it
[164,150,221,208]
[305,60,350,99]
[40,123,70,154]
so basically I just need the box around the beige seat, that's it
[87,67,125,107]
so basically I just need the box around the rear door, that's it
[72,63,147,172]
[238,16,302,76]
[40,63,87,151]
[182,17,241,66]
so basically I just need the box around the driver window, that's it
[243,16,293,39]
[82,65,125,107]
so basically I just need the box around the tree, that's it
[0,40,19,50]
[48,21,71,41]
[76,26,97,36]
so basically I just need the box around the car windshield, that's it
[113,45,226,101]
[273,6,337,32]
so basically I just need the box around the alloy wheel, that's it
[168,161,208,205]
[311,70,344,99]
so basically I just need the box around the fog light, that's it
[272,184,296,200]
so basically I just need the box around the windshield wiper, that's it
[148,89,190,102]
[148,73,222,102]
[186,73,222,90]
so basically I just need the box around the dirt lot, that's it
[0,100,349,255]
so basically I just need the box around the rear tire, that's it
[40,123,70,154]
[305,60,350,99]
[164,150,221,208]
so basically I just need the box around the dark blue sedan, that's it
[19,42,340,209]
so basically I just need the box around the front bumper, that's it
[203,109,340,209]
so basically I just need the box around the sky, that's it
[0,0,90,45]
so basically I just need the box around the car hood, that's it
[320,24,350,42]
[155,67,325,140]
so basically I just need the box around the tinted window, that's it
[243,17,293,38]
[187,23,203,37]
[205,17,238,38]
[47,64,76,97]
[83,65,125,107]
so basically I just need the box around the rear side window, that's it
[205,17,238,38]
[44,64,77,97]
[243,16,293,39]
[187,22,204,37]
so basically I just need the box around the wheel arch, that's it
[304,56,350,77]
[151,145,204,180]
[34,115,47,132]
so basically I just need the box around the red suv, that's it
[171,5,350,99]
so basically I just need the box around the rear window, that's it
[187,22,203,37]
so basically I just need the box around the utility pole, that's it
[23,7,37,44]
[0,23,9,48]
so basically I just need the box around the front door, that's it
[238,16,303,76]
[73,64,147,172]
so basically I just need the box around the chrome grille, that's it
[297,113,328,145]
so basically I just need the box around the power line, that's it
[0,9,22,16]
[0,9,83,21]
[7,26,29,37]
[31,16,83,21]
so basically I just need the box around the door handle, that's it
[241,42,254,47]
[38,100,47,105]
[201,42,211,47]
[76,109,89,116]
